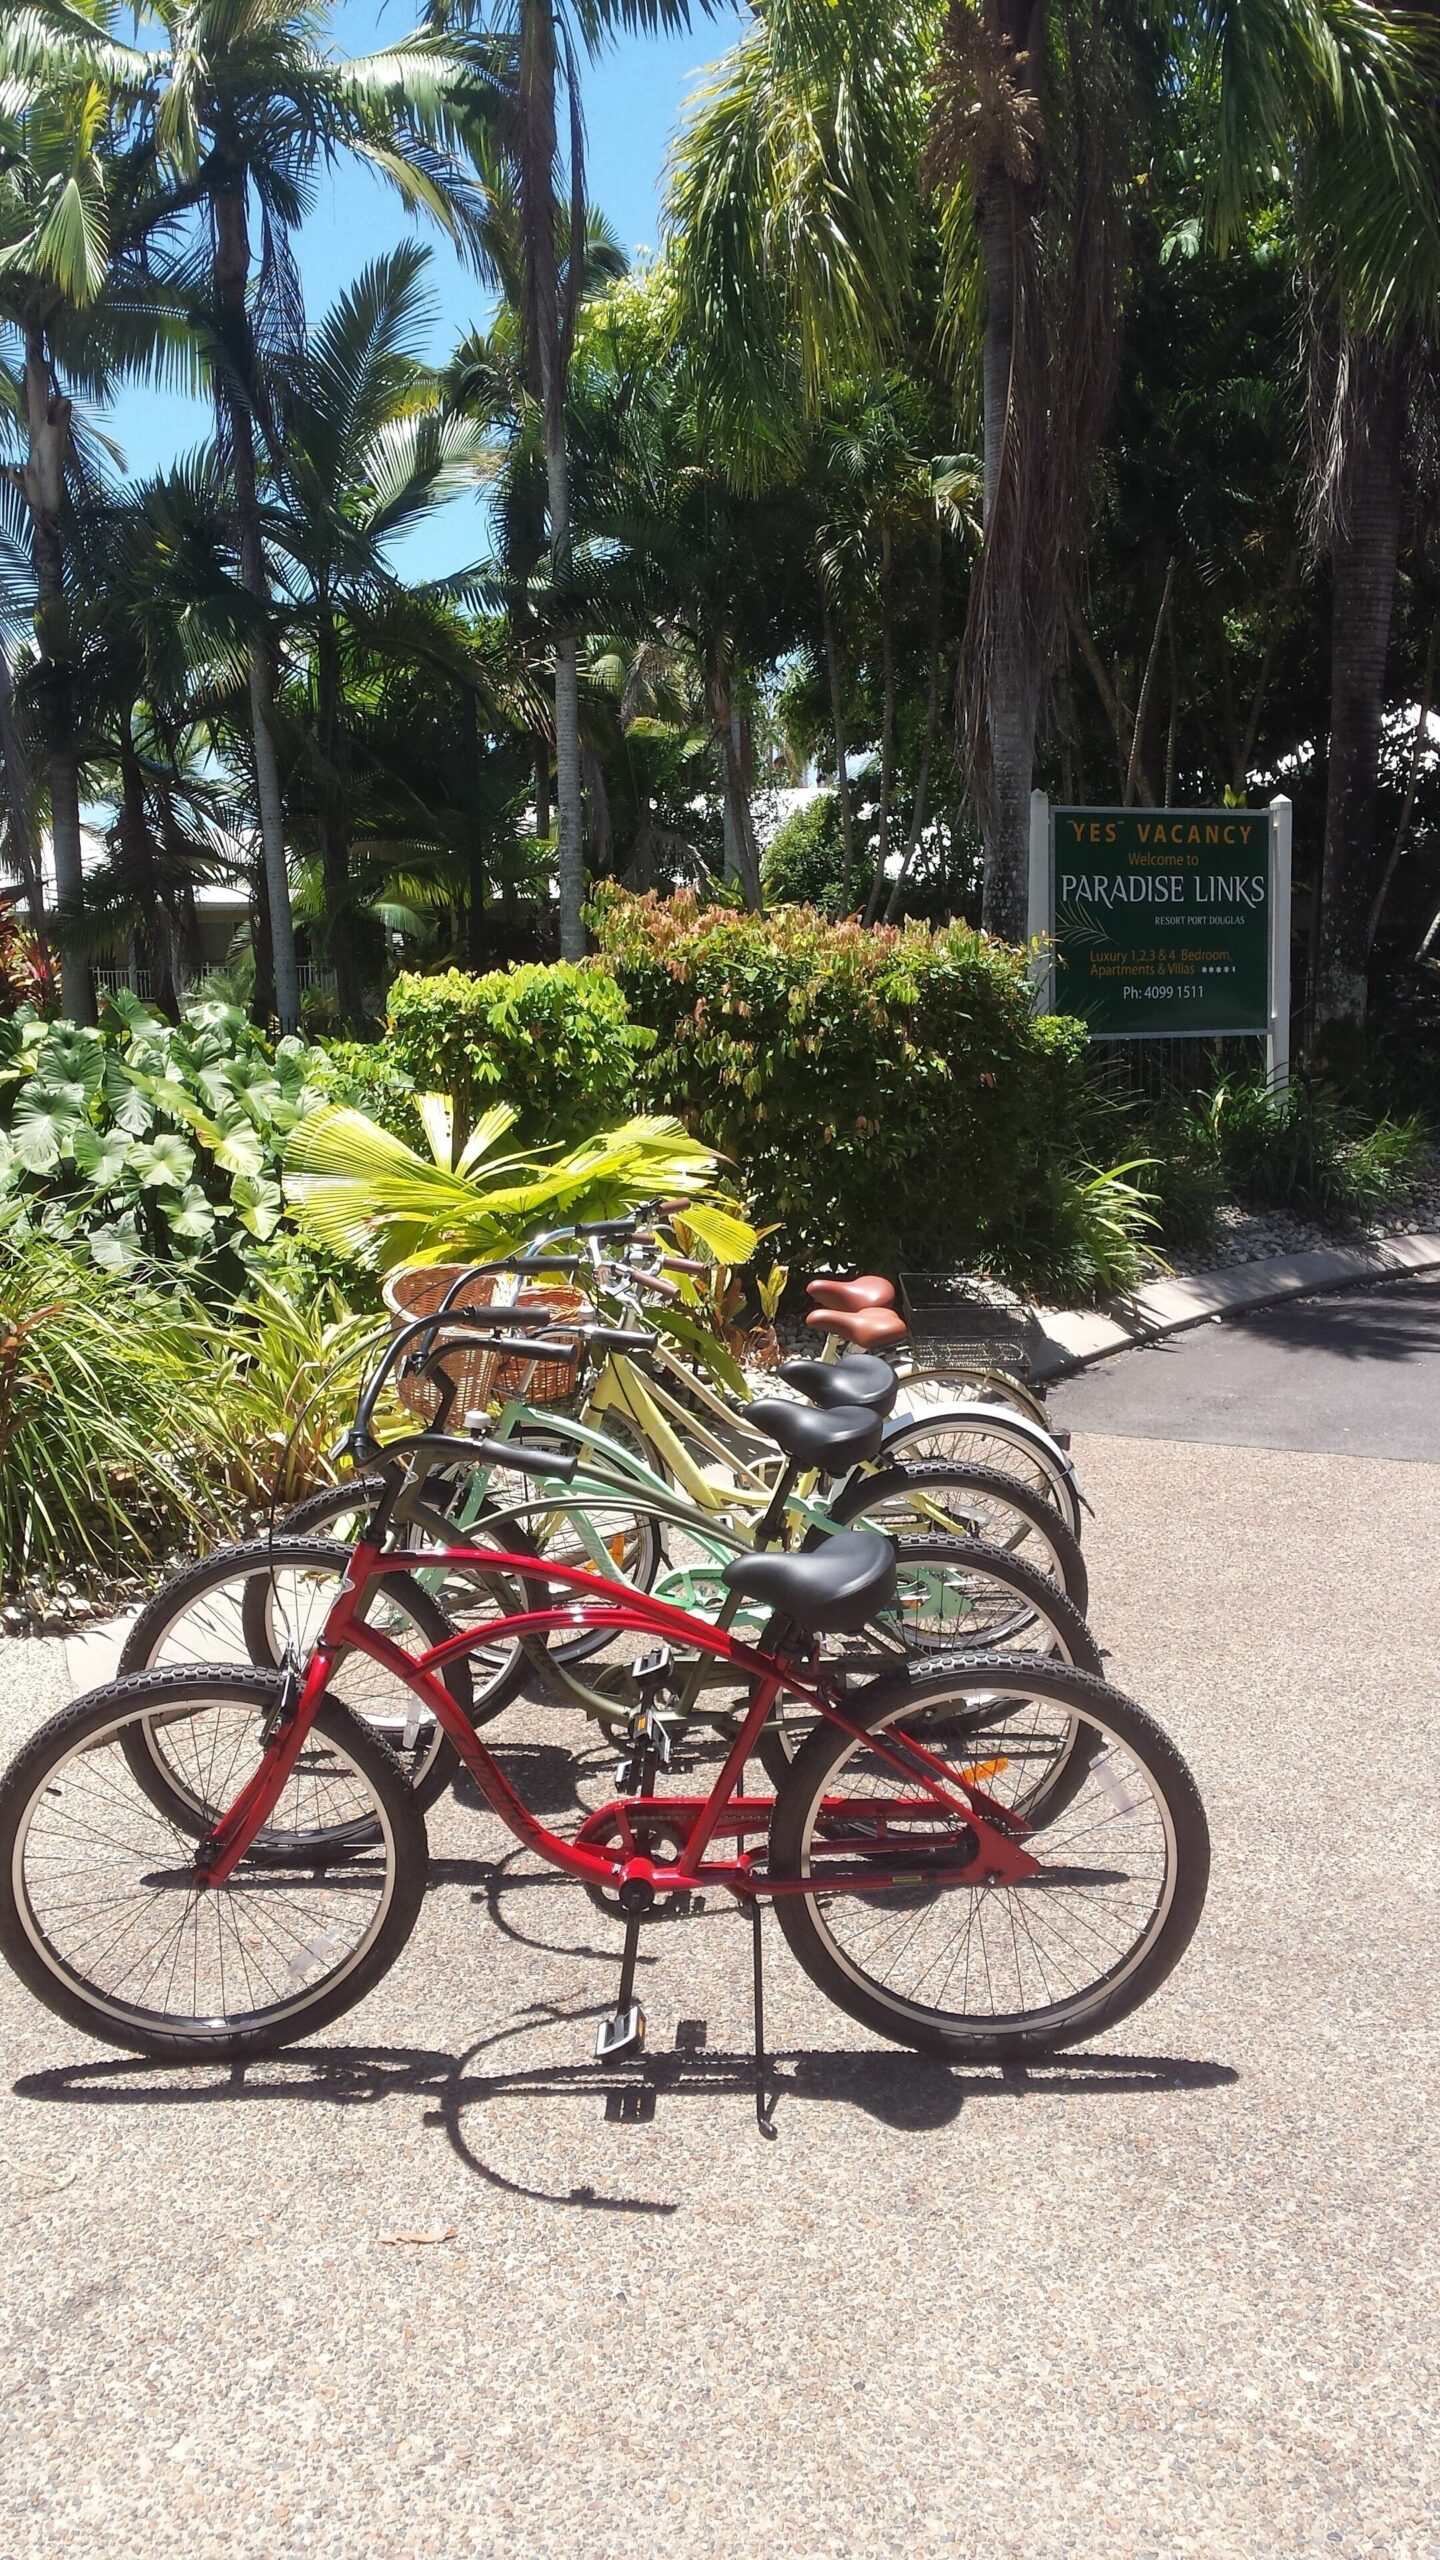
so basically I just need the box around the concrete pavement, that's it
[1,1321,1438,2558]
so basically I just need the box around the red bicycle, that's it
[0,1428,1209,2101]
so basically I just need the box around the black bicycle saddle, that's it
[746,1398,884,1474]
[777,1355,899,1420]
[722,1531,898,1635]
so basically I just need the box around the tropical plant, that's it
[383,960,650,1153]
[426,0,718,959]
[282,1090,750,1269]
[0,990,323,1274]
[0,1226,238,1607]
[255,246,493,1026]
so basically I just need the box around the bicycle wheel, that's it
[0,1670,427,2061]
[769,1659,1208,2060]
[119,1539,486,1821]
[755,1536,1100,1786]
[826,1462,1088,1612]
[283,1459,663,1672]
[882,1401,1081,1539]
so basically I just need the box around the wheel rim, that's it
[13,1702,400,2043]
[794,1678,1178,2038]
[141,1562,451,1809]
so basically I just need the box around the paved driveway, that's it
[1052,1267,1440,1461]
[2,1309,1438,2560]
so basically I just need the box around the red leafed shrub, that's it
[589,889,1093,1279]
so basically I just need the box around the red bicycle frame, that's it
[196,1538,1042,1899]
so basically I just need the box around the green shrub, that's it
[762,794,852,916]
[0,1228,238,1607]
[1132,1099,1227,1253]
[591,889,1093,1281]
[0,991,325,1280]
[382,963,651,1157]
[317,1038,422,1147]
[1207,1072,1424,1227]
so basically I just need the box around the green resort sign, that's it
[1051,806,1268,1035]
[1030,803,1292,1055]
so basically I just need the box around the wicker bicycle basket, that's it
[382,1265,588,1418]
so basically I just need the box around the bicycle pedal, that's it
[666,1890,704,1919]
[674,2018,707,2053]
[632,1647,672,1692]
[604,2084,657,2124]
[595,2001,646,2061]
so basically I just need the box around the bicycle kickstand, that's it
[596,1895,647,2061]
[750,1898,779,2141]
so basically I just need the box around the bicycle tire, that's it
[0,1670,428,2062]
[882,1401,1082,1539]
[754,1534,1101,1786]
[119,1538,484,1821]
[826,1461,1088,1615]
[281,1461,664,1671]
[769,1658,1209,2060]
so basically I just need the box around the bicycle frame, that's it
[196,1539,1042,1902]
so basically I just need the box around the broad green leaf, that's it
[212,1118,266,1178]
[130,1132,195,1190]
[102,1057,156,1136]
[12,1086,84,1174]
[231,1173,284,1241]
[36,1028,104,1101]
[163,1186,216,1241]
[71,1126,133,1192]
[0,1130,16,1193]
[89,1219,143,1275]
[668,1201,763,1266]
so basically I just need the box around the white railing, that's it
[94,966,152,999]
[296,962,337,992]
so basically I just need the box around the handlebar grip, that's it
[632,1267,682,1300]
[471,1331,582,1363]
[662,1255,707,1276]
[581,1327,657,1354]
[457,1433,579,1483]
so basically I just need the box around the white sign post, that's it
[1028,788,1053,1012]
[1267,794,1292,1091]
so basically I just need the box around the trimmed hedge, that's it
[383,963,651,1152]
[591,890,1090,1275]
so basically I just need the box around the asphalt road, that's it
[1051,1269,1440,1461]
[2,1303,1438,2560]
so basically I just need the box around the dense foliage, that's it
[384,964,651,1154]
[593,889,1120,1280]
[2,0,1439,1061]
[0,992,323,1277]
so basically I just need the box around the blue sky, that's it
[106,0,742,575]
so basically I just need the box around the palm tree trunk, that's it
[975,178,1040,945]
[880,534,944,925]
[1316,339,1404,1036]
[118,726,178,1017]
[21,325,91,1022]
[707,671,761,907]
[820,601,857,908]
[519,0,585,959]
[314,611,365,1030]
[0,638,44,937]
[214,180,300,1038]
[1367,614,1438,954]
[871,526,896,922]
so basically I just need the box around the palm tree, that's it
[262,246,492,1026]
[667,0,1440,945]
[0,22,178,1020]
[427,0,716,958]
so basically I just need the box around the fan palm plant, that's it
[283,1091,750,1270]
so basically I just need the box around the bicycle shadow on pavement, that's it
[14,2022,1238,2220]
